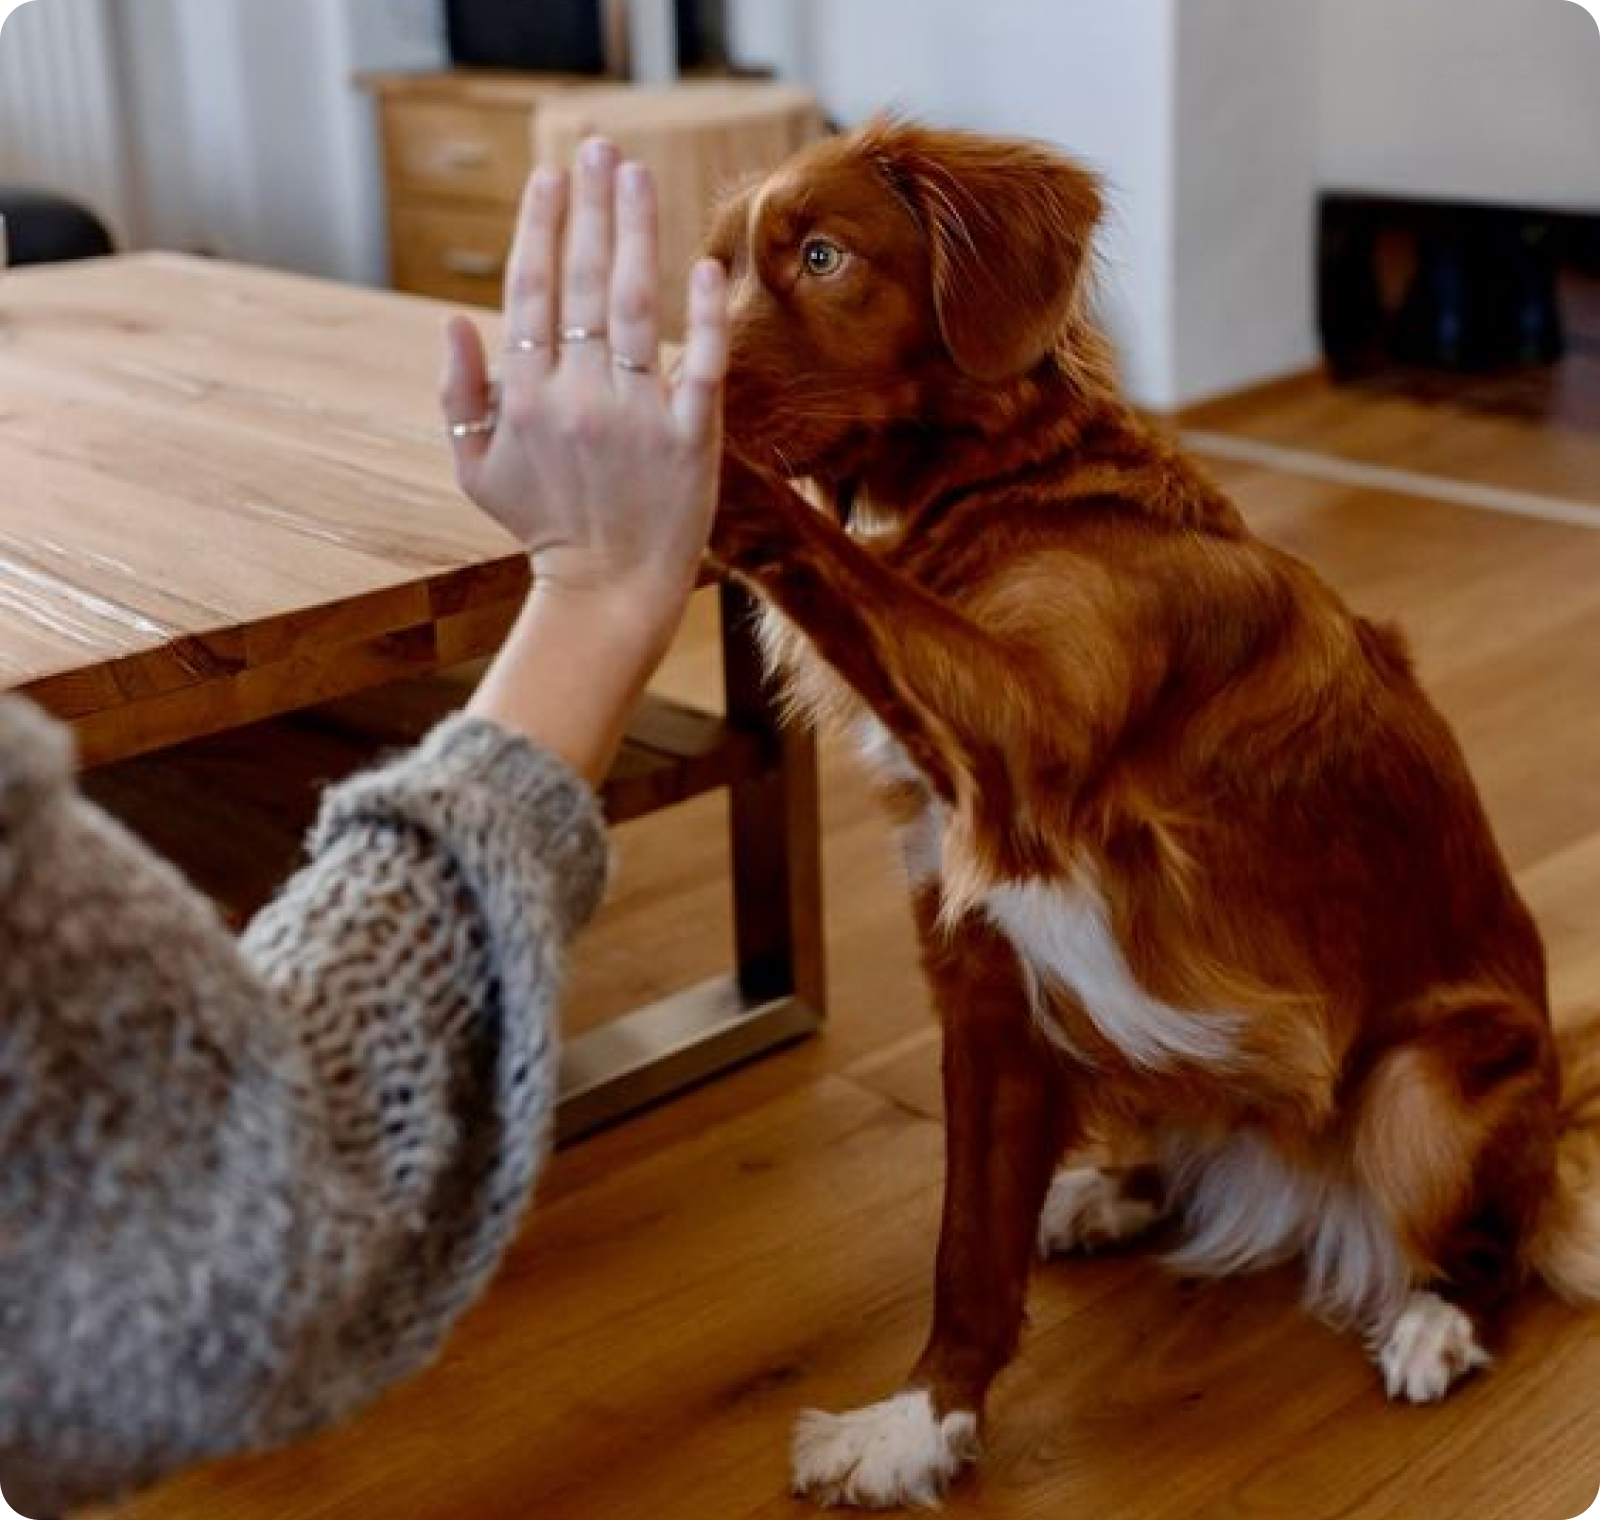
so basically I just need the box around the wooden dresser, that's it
[364,71,824,332]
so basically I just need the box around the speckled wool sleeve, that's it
[0,700,608,1517]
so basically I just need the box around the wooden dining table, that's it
[0,251,824,1135]
[1,252,538,764]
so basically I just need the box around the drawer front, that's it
[383,99,532,204]
[390,202,513,308]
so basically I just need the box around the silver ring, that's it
[505,336,549,354]
[559,325,607,345]
[613,352,656,375]
[450,415,497,439]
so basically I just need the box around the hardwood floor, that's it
[93,381,1600,1520]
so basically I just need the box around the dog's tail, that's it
[1533,1012,1600,1303]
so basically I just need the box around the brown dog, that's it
[704,118,1600,1509]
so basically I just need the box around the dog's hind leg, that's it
[1037,1162,1165,1257]
[1353,988,1560,1403]
[790,914,1071,1510]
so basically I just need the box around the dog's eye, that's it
[801,238,846,278]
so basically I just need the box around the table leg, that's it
[554,583,826,1139]
[720,582,828,1012]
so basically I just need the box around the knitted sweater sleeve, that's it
[0,699,608,1516]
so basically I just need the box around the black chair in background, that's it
[0,187,115,266]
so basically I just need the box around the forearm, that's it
[239,720,607,1438]
[467,579,688,788]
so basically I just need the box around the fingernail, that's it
[583,137,615,171]
[620,162,647,200]
[695,260,724,292]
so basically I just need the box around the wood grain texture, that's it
[0,254,525,763]
[84,385,1600,1519]
[1183,374,1600,508]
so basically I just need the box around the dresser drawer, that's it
[390,202,513,307]
[382,98,533,204]
[368,73,826,325]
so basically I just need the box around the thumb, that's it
[672,260,730,444]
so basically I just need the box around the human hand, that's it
[442,139,730,650]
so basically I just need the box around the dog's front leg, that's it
[791,918,1069,1510]
[712,457,1072,819]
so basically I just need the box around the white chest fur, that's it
[984,875,1241,1072]
[854,713,921,786]
[756,611,947,890]
[755,602,858,733]
[851,715,950,890]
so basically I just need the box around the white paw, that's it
[790,1389,980,1509]
[1038,1167,1161,1258]
[1376,1292,1492,1403]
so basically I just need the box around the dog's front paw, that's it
[1037,1166,1162,1257]
[1375,1291,1492,1403]
[790,1389,980,1509]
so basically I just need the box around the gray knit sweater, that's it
[0,696,609,1516]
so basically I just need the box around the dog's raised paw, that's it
[790,1390,980,1509]
[1376,1291,1492,1403]
[1037,1166,1162,1257]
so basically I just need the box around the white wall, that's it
[726,0,1318,410]
[1173,0,1319,406]
[726,0,1179,402]
[1319,0,1600,209]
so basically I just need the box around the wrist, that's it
[524,571,689,671]
[464,576,688,787]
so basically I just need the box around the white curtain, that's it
[0,0,131,240]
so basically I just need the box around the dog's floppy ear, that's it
[871,122,1103,382]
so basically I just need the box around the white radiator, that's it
[0,0,129,240]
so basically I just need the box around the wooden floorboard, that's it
[1183,379,1600,508]
[92,384,1600,1520]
